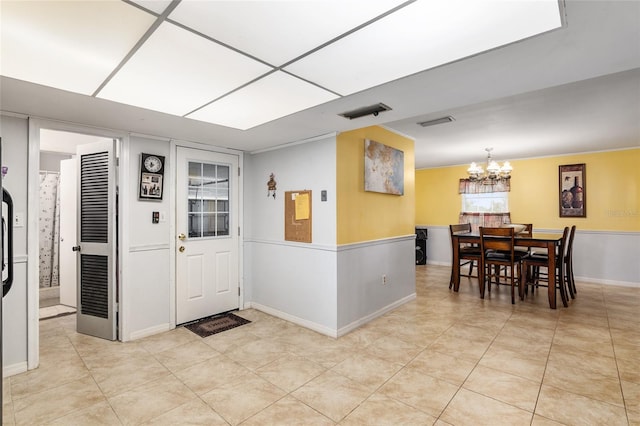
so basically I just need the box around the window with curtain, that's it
[458,178,511,231]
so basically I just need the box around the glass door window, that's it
[188,162,230,238]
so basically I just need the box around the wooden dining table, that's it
[451,231,564,309]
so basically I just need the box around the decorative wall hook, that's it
[267,173,277,199]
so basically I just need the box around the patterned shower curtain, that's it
[39,172,61,288]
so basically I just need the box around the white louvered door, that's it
[75,140,117,340]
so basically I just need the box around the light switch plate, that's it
[14,212,25,227]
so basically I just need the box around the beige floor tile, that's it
[618,356,640,384]
[256,353,326,393]
[3,401,15,426]
[240,395,334,426]
[407,349,477,386]
[47,401,121,425]
[622,380,640,412]
[225,338,291,370]
[202,325,261,353]
[628,409,640,426]
[429,333,491,363]
[613,341,640,362]
[542,362,624,407]
[330,352,403,391]
[362,335,423,366]
[291,371,370,422]
[547,345,619,379]
[3,377,12,403]
[108,375,196,425]
[440,388,533,426]
[173,355,252,395]
[338,326,387,349]
[341,393,437,426]
[378,368,459,417]
[200,372,286,425]
[142,397,228,425]
[531,414,569,425]
[463,365,541,412]
[9,356,89,399]
[12,376,105,426]
[90,353,171,397]
[479,344,547,383]
[153,340,221,372]
[291,339,357,369]
[138,327,200,354]
[536,384,628,426]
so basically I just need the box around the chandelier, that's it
[467,148,512,182]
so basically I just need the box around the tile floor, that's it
[3,265,639,425]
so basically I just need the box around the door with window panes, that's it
[176,147,239,324]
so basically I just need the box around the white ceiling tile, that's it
[168,0,407,66]
[285,0,562,95]
[0,1,155,95]
[128,0,174,15]
[97,21,273,116]
[186,71,339,130]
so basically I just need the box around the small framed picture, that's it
[559,163,586,217]
[139,153,165,200]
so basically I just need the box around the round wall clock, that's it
[143,155,163,173]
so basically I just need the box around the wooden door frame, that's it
[169,140,244,330]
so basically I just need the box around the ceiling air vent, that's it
[417,116,455,127]
[339,103,392,120]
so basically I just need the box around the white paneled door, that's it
[176,147,239,325]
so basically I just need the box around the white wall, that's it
[245,136,338,333]
[122,136,172,340]
[1,115,29,376]
[426,225,640,286]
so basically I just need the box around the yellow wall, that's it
[337,126,415,244]
[416,148,640,232]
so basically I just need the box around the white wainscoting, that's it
[337,235,416,331]
[424,225,640,287]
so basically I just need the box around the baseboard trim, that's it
[337,293,417,338]
[127,323,172,341]
[576,276,639,288]
[3,361,28,378]
[248,302,338,338]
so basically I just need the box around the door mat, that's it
[183,312,251,338]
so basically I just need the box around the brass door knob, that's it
[178,233,186,241]
[178,246,185,252]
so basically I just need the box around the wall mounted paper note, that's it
[295,192,310,220]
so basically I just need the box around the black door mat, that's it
[183,312,251,338]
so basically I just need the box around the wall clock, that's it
[139,153,165,200]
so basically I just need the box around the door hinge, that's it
[238,167,240,176]
[238,227,240,236]
[238,287,240,296]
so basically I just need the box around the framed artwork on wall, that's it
[139,153,165,200]
[364,139,404,195]
[559,163,586,217]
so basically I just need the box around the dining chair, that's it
[479,227,529,304]
[449,223,481,289]
[522,226,570,307]
[564,225,577,299]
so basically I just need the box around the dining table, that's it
[451,231,564,309]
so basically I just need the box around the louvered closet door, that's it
[76,140,117,340]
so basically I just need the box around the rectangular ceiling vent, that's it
[339,103,392,120]
[417,116,455,127]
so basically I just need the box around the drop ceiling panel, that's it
[168,0,408,66]
[97,21,273,116]
[285,0,562,95]
[0,1,155,95]
[187,71,339,130]
[130,0,173,15]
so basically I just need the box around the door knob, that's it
[178,233,186,241]
[179,246,185,252]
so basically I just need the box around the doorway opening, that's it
[38,129,116,320]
